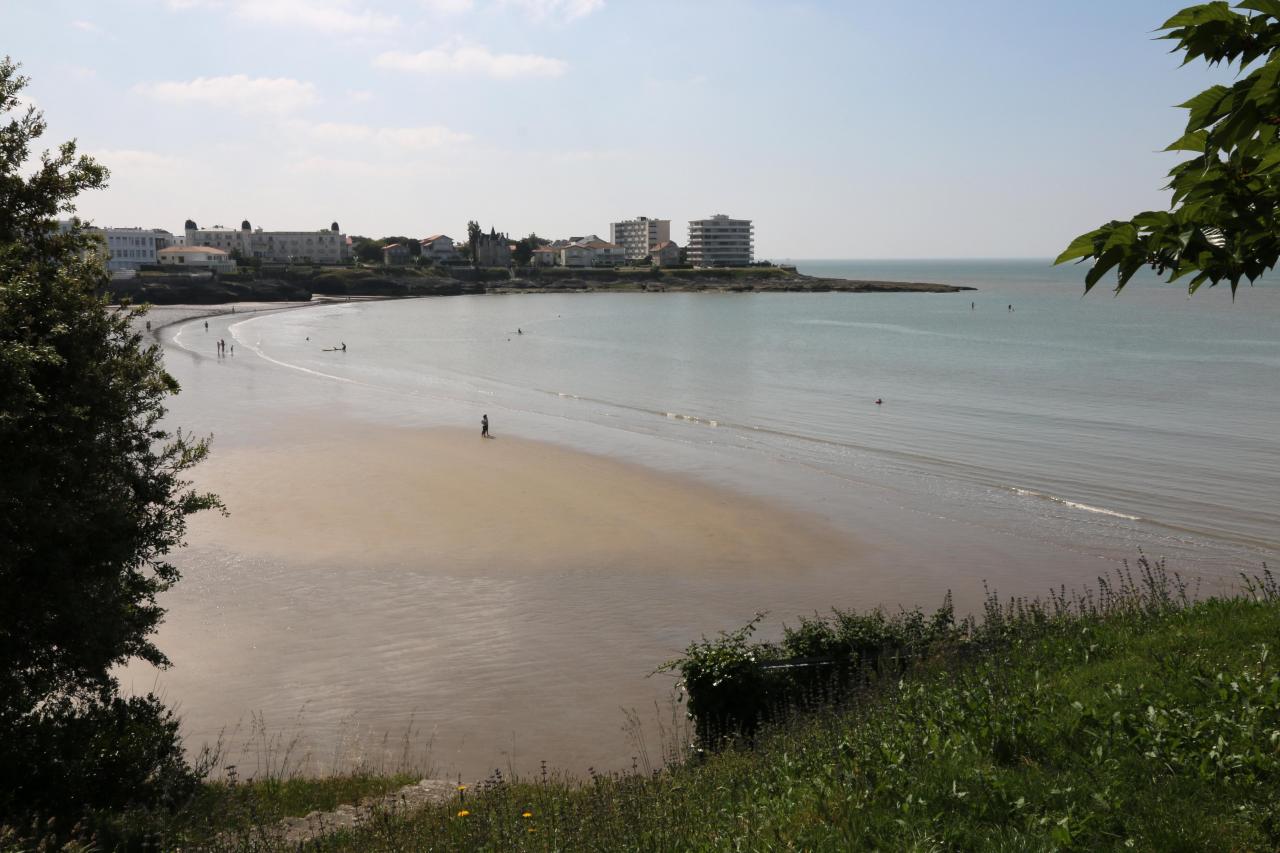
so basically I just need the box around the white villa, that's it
[157,246,236,272]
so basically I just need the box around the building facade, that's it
[558,239,625,267]
[419,234,459,263]
[157,246,236,272]
[650,240,681,267]
[687,215,753,267]
[474,232,512,267]
[183,219,349,264]
[531,246,559,266]
[382,243,412,265]
[85,226,176,273]
[610,217,670,261]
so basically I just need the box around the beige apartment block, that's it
[610,217,670,261]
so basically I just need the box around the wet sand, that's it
[188,424,859,575]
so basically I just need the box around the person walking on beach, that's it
[204,320,209,331]
[481,414,489,438]
[341,342,347,352]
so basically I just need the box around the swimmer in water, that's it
[875,398,883,405]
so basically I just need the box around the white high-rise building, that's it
[687,215,753,267]
[610,217,670,261]
[89,227,176,272]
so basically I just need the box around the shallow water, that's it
[128,259,1280,780]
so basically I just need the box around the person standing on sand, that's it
[481,414,489,438]
[204,320,208,331]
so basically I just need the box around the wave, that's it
[1011,487,1140,520]
[665,412,719,427]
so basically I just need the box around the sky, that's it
[5,0,1244,258]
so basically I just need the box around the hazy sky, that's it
[9,0,1238,257]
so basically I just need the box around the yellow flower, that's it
[527,827,537,834]
[522,811,533,819]
[457,784,468,792]
[457,809,470,818]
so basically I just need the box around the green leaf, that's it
[1165,130,1209,152]
[1179,84,1232,131]
[1235,0,1280,20]
[1054,230,1100,265]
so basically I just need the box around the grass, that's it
[39,564,1280,851]
[85,773,420,849]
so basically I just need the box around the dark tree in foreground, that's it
[0,57,220,824]
[1058,1,1280,294]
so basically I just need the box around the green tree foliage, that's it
[1057,1,1280,294]
[511,232,548,266]
[349,235,383,264]
[466,219,482,267]
[0,57,219,824]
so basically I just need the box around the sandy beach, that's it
[187,424,858,575]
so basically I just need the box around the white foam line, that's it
[1062,500,1141,521]
[228,316,361,385]
[1012,487,1139,520]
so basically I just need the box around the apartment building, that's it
[183,219,349,264]
[687,214,753,267]
[610,217,670,261]
[83,226,176,272]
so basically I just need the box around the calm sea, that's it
[145,258,1280,778]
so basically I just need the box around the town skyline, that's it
[14,0,1238,259]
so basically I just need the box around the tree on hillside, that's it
[466,219,482,267]
[1058,1,1280,294]
[0,57,220,825]
[512,237,535,265]
[349,235,383,264]
[380,235,421,256]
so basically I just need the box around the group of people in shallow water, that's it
[215,338,232,357]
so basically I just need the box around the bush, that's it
[0,694,200,829]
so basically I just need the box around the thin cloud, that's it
[70,20,101,32]
[503,0,603,22]
[422,0,474,13]
[233,0,399,34]
[92,148,189,171]
[164,0,397,34]
[289,155,400,177]
[297,120,472,149]
[374,40,567,78]
[135,75,319,114]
